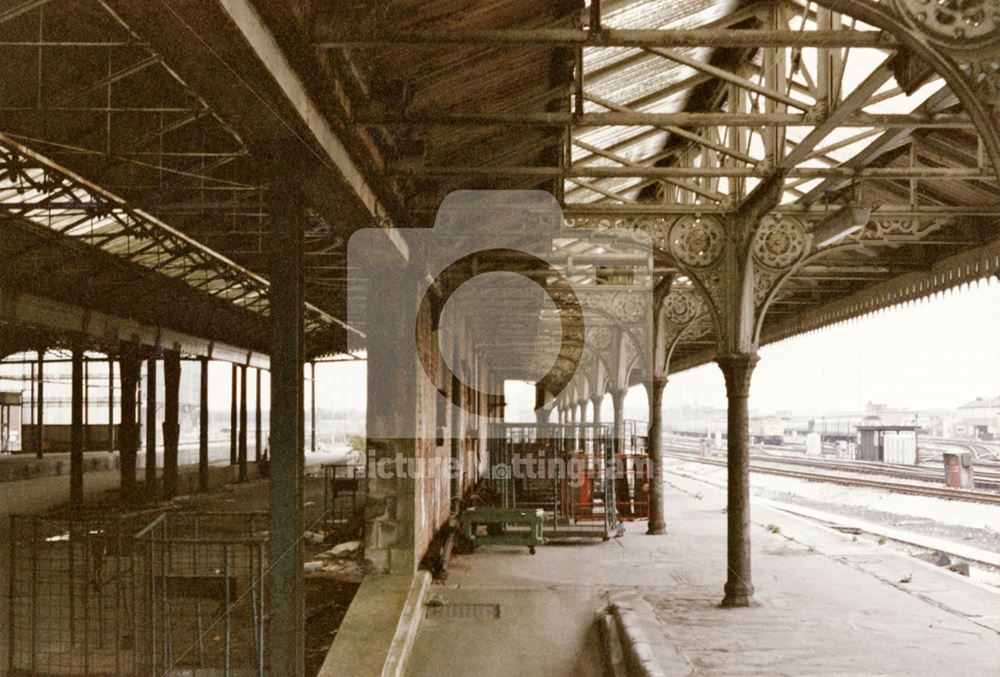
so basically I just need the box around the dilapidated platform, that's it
[406,476,1000,676]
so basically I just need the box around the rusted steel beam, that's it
[361,111,972,128]
[562,204,997,217]
[392,165,994,179]
[318,28,897,49]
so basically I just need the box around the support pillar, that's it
[83,360,89,431]
[310,361,316,453]
[145,357,157,497]
[239,364,248,481]
[230,364,238,465]
[646,376,667,535]
[578,400,588,452]
[108,357,115,451]
[255,368,263,463]
[569,403,577,449]
[199,357,209,491]
[268,191,305,677]
[162,351,180,498]
[590,395,602,426]
[716,353,758,608]
[119,350,140,503]
[450,370,463,510]
[610,388,626,519]
[35,349,44,459]
[70,347,84,509]
[610,389,625,456]
[533,384,549,425]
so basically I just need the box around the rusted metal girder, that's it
[318,28,897,49]
[360,111,972,128]
[392,165,993,179]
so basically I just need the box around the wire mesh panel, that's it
[133,512,269,677]
[322,463,365,539]
[7,511,160,676]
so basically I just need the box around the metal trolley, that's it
[486,422,619,540]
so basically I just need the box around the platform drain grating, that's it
[426,603,500,620]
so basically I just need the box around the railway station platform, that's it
[405,475,1000,677]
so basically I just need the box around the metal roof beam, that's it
[318,28,897,49]
[361,111,973,128]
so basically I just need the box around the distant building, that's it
[955,396,1000,438]
[864,402,919,427]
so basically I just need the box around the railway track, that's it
[664,448,1000,506]
[751,450,1000,490]
[664,435,1000,489]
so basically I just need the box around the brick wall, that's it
[363,277,489,574]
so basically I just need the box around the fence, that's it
[7,510,161,676]
[8,510,269,676]
[133,511,269,676]
[322,463,364,539]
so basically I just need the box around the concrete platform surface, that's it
[406,475,1000,677]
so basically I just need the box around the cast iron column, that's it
[35,349,44,459]
[238,364,248,481]
[83,360,89,431]
[646,376,667,535]
[450,370,463,509]
[70,347,84,509]
[590,395,602,426]
[610,388,626,519]
[268,190,305,676]
[145,356,157,496]
[610,389,625,455]
[230,364,238,466]
[578,400,588,452]
[255,368,262,463]
[119,350,140,502]
[162,351,180,498]
[567,402,580,451]
[108,357,115,451]
[310,361,316,453]
[199,357,209,491]
[717,353,758,607]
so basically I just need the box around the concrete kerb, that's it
[318,570,431,677]
[607,592,667,677]
[599,609,628,677]
[383,570,432,677]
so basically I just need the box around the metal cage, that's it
[322,462,365,540]
[7,510,160,676]
[7,510,270,677]
[487,422,618,539]
[133,511,269,677]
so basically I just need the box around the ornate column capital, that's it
[716,353,759,399]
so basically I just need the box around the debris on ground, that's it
[305,578,359,677]
[319,540,361,558]
[303,530,325,545]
